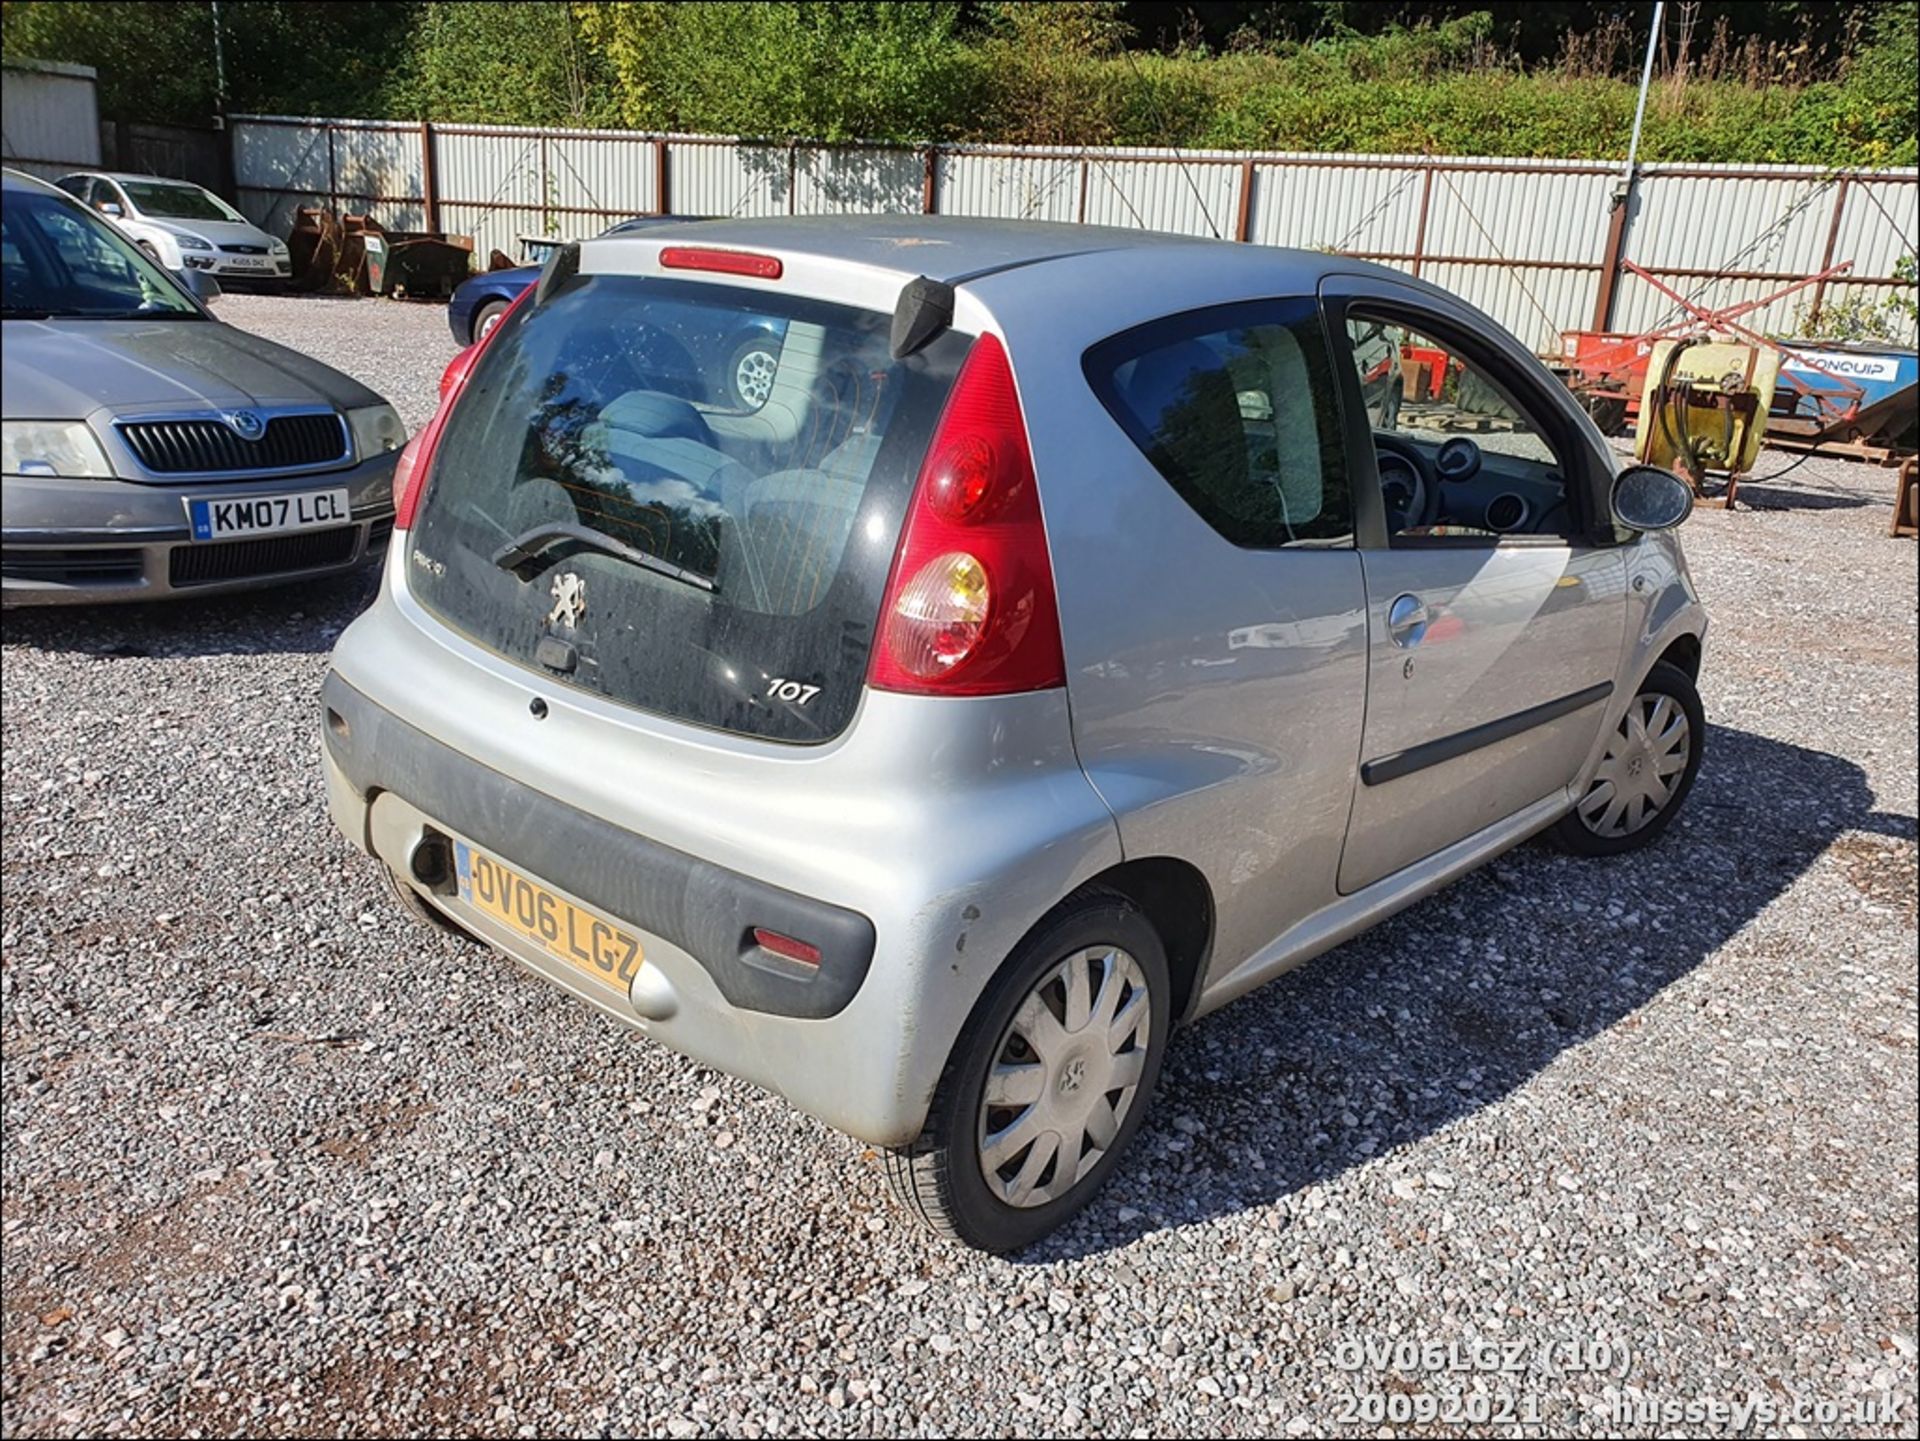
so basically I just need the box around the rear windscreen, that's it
[406,273,969,743]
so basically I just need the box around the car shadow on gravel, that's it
[0,564,378,659]
[1735,480,1883,513]
[1028,722,1917,1261]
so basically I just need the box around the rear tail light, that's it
[660,246,783,280]
[867,333,1065,696]
[394,287,533,531]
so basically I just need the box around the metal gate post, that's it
[1810,176,1851,327]
[654,138,669,214]
[1591,173,1635,332]
[420,121,439,232]
[539,134,551,233]
[1411,164,1434,277]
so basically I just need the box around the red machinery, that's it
[1556,260,1867,444]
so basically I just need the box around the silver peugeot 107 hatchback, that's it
[321,217,1706,1251]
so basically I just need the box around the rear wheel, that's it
[1551,660,1704,856]
[885,890,1170,1252]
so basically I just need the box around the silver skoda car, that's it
[321,217,1706,1251]
[1,169,404,605]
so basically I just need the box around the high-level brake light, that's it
[660,247,784,280]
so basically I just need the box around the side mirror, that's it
[98,201,123,217]
[1611,464,1694,532]
[175,266,222,303]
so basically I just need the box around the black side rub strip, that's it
[1361,681,1615,787]
[321,673,874,1019]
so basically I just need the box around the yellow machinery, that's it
[1635,337,1782,508]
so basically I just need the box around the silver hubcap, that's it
[1578,692,1691,838]
[734,348,777,408]
[976,946,1151,1210]
[478,309,503,340]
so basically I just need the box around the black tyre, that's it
[471,298,511,345]
[885,889,1171,1252]
[1550,660,1704,857]
[383,865,476,942]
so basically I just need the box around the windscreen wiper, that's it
[491,521,717,593]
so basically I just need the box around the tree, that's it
[573,1,977,139]
[395,2,616,125]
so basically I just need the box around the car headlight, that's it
[176,235,213,251]
[270,239,289,255]
[346,403,407,461]
[2,421,115,479]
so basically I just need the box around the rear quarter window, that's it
[1083,298,1352,548]
[406,273,969,743]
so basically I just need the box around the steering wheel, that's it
[1372,432,1435,532]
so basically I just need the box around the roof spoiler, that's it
[533,240,582,308]
[891,275,954,360]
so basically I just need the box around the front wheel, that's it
[471,299,511,344]
[1551,660,1704,856]
[884,890,1170,1252]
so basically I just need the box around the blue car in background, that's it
[447,216,788,412]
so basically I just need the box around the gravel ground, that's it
[3,294,1915,1438]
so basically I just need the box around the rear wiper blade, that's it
[491,521,717,593]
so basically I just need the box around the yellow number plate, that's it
[454,841,644,993]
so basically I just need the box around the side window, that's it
[56,176,91,203]
[1085,299,1351,548]
[34,207,141,290]
[1346,312,1580,544]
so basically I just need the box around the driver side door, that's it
[1322,277,1628,894]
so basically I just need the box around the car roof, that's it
[590,213,1404,294]
[62,171,213,187]
[2,167,70,195]
[594,214,1224,285]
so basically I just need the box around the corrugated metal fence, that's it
[230,115,1919,350]
[2,59,102,180]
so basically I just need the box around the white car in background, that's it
[54,171,290,285]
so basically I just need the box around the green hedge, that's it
[5,1,1915,167]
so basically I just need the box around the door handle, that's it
[1387,593,1430,648]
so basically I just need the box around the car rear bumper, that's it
[1,454,397,604]
[323,669,878,1021]
[318,557,1124,1145]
